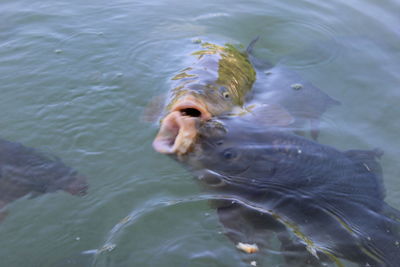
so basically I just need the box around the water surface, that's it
[0,0,399,266]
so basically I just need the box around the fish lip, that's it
[153,96,211,155]
[170,98,212,121]
[152,112,180,154]
[152,111,199,155]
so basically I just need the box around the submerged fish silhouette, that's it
[175,117,400,267]
[0,139,88,221]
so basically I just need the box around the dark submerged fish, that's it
[0,139,88,221]
[175,117,400,267]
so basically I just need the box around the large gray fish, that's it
[175,117,400,267]
[0,139,88,221]
[152,38,339,155]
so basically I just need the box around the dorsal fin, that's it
[246,103,294,127]
[246,36,260,54]
[246,36,273,70]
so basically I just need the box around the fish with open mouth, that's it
[152,40,257,155]
[152,38,339,155]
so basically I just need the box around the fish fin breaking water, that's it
[246,36,260,55]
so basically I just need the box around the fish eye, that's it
[219,86,230,99]
[222,148,238,160]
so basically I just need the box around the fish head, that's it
[153,42,256,155]
[168,43,254,119]
[169,83,241,119]
[152,84,240,156]
[177,117,287,188]
[178,119,258,177]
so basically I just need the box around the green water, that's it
[0,0,399,266]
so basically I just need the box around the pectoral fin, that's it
[247,103,295,127]
[310,119,320,140]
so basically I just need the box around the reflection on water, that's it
[0,0,399,266]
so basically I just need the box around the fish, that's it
[153,40,257,155]
[174,116,400,267]
[0,139,88,221]
[152,38,340,155]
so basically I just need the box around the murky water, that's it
[0,0,399,266]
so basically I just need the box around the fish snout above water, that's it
[152,111,200,155]
[153,41,256,155]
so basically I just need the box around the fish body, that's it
[176,117,400,266]
[0,139,88,220]
[183,117,384,208]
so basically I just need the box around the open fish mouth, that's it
[153,95,212,155]
[152,111,200,155]
[170,95,212,121]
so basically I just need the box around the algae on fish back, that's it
[168,42,256,114]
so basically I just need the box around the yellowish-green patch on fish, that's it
[168,42,256,114]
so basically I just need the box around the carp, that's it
[152,38,339,155]
[174,116,400,267]
[0,139,88,221]
[153,40,257,155]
